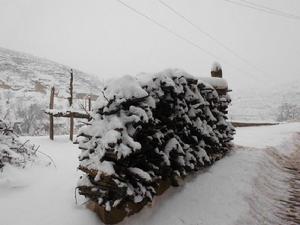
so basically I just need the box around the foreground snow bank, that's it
[0,136,99,225]
[0,123,298,225]
[0,119,53,173]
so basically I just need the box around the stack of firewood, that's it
[77,69,235,213]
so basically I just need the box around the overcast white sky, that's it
[0,0,299,90]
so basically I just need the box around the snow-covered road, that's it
[0,123,299,225]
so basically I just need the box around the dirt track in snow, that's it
[237,133,300,225]
[279,140,300,224]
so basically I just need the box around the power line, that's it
[239,0,300,20]
[114,0,264,82]
[157,0,269,78]
[222,0,300,21]
[115,0,223,62]
[224,0,299,19]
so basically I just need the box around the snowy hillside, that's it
[0,47,102,135]
[229,80,300,122]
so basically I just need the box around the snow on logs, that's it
[44,109,91,119]
[77,68,235,224]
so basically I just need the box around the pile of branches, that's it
[0,119,38,170]
[77,69,235,211]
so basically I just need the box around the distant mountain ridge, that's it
[0,47,101,97]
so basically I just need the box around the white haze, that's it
[0,0,299,91]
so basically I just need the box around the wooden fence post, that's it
[69,69,74,141]
[88,96,91,112]
[49,86,55,140]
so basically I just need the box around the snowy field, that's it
[0,122,299,225]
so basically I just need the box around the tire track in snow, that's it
[277,136,300,224]
[237,133,300,225]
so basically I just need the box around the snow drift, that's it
[0,119,37,170]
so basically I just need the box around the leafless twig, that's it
[35,150,57,168]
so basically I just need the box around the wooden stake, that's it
[69,69,74,141]
[88,96,91,112]
[70,114,74,141]
[68,69,73,107]
[49,86,55,140]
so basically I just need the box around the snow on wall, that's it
[211,62,222,72]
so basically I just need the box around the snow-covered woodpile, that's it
[0,120,37,170]
[77,69,235,224]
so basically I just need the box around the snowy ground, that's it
[0,123,299,225]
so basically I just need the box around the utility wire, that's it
[239,0,300,20]
[222,0,300,21]
[115,0,264,82]
[115,0,221,61]
[158,0,269,78]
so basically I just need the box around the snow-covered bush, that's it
[77,69,235,211]
[0,119,38,170]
